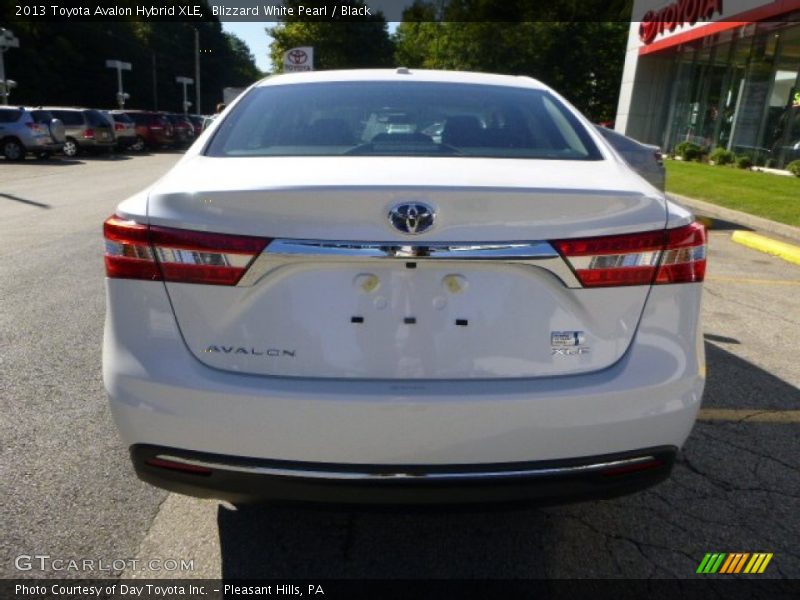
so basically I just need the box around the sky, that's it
[222,21,400,74]
[222,22,275,73]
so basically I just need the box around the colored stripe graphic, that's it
[744,553,774,574]
[720,553,749,574]
[711,553,726,573]
[734,553,750,573]
[719,554,736,574]
[696,553,714,573]
[698,552,773,574]
[697,553,727,574]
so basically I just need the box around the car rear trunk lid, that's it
[139,156,667,380]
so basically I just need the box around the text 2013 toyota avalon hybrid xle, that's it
[103,69,706,504]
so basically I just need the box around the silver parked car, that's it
[595,125,665,190]
[0,106,65,160]
[104,110,137,151]
[45,107,116,157]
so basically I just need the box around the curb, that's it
[730,231,800,266]
[667,192,800,244]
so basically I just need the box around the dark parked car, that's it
[104,110,137,151]
[162,113,196,148]
[187,114,204,137]
[595,125,665,190]
[0,107,65,160]
[44,107,116,157]
[123,111,174,151]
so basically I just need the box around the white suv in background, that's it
[0,106,65,160]
[103,69,706,505]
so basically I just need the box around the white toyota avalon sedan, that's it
[103,69,706,504]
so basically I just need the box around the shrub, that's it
[674,141,703,162]
[765,158,778,169]
[787,160,800,177]
[736,155,753,169]
[709,147,734,166]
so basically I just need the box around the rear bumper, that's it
[131,444,677,505]
[104,279,704,493]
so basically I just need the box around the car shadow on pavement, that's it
[701,340,800,410]
[0,192,51,209]
[214,341,800,579]
[79,153,134,161]
[1,157,84,166]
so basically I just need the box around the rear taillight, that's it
[104,216,160,281]
[83,128,94,139]
[103,215,271,285]
[654,151,664,166]
[553,222,706,287]
[655,222,707,284]
[25,122,44,133]
[114,122,124,131]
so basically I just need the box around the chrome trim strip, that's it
[238,239,581,288]
[268,239,558,259]
[154,454,657,481]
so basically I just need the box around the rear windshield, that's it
[206,82,602,160]
[0,108,22,123]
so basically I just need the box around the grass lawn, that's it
[665,159,800,227]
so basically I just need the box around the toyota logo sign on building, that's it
[283,46,314,72]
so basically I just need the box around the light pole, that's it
[194,28,201,114]
[176,76,194,114]
[105,59,132,109]
[0,28,20,105]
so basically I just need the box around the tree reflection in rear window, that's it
[205,82,603,160]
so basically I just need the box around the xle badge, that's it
[551,331,590,356]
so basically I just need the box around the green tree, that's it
[268,1,394,72]
[0,1,261,111]
[394,1,630,122]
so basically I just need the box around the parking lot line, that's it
[697,409,800,423]
[705,276,800,285]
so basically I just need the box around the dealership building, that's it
[616,0,800,166]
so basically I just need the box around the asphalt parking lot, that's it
[1,153,798,581]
